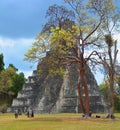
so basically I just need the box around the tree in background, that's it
[104,35,118,118]
[99,80,110,104]
[0,62,26,112]
[0,64,26,97]
[41,4,75,34]
[0,66,16,93]
[95,0,120,118]
[0,53,4,72]
[116,75,120,95]
[11,72,26,97]
[114,75,120,112]
[8,64,18,71]
[100,74,120,113]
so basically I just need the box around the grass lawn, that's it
[0,113,120,130]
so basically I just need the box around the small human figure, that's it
[14,109,18,118]
[31,108,34,117]
[24,107,27,114]
[29,108,32,117]
[27,108,29,117]
[18,108,22,115]
[26,107,34,118]
[89,111,92,117]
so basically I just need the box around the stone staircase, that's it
[10,70,42,112]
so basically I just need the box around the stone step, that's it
[17,92,37,98]
[15,95,37,100]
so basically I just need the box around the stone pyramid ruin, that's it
[10,56,108,114]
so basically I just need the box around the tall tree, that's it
[0,53,4,72]
[41,4,75,33]
[62,0,110,116]
[24,0,117,117]
[94,1,120,118]
[104,35,118,118]
[25,2,104,117]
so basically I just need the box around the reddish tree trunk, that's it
[80,67,90,116]
[77,76,86,114]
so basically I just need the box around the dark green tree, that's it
[10,72,26,97]
[0,53,4,72]
[0,66,16,93]
[8,64,18,71]
[0,65,26,97]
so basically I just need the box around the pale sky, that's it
[0,0,119,85]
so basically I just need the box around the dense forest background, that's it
[0,53,26,112]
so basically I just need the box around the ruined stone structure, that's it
[10,60,108,113]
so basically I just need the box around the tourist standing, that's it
[14,109,18,118]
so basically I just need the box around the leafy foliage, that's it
[100,74,120,112]
[0,53,26,112]
[0,65,26,97]
[0,66,16,93]
[0,53,4,72]
[10,73,26,97]
[99,80,110,102]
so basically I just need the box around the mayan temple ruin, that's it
[9,54,108,114]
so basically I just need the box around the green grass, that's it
[0,113,120,130]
